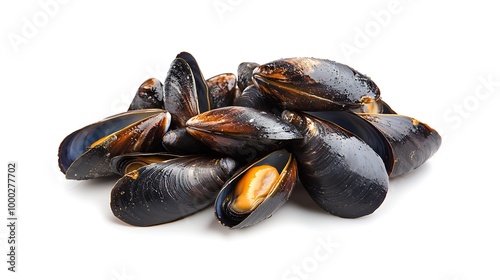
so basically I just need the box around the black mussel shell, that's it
[253,57,380,111]
[128,78,164,110]
[234,84,276,114]
[215,149,297,229]
[206,73,237,109]
[163,52,209,124]
[176,52,210,113]
[282,110,389,218]
[162,127,209,155]
[185,106,303,162]
[360,114,441,177]
[306,110,394,175]
[111,155,237,226]
[237,62,259,92]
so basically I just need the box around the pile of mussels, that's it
[58,52,441,229]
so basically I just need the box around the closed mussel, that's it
[215,149,297,229]
[162,126,208,155]
[252,57,380,111]
[186,106,303,162]
[237,62,259,92]
[360,114,441,177]
[234,85,276,113]
[161,52,211,154]
[111,155,237,226]
[282,110,389,218]
[128,78,165,110]
[163,52,209,125]
[306,110,394,175]
[58,109,171,180]
[206,73,237,109]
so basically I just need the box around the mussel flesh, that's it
[215,149,297,229]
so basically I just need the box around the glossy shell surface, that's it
[282,111,389,218]
[215,150,297,229]
[111,155,237,226]
[253,57,380,111]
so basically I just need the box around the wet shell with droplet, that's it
[111,155,238,226]
[252,57,380,111]
[282,110,389,218]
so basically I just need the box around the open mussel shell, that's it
[163,52,210,124]
[110,155,237,227]
[252,57,380,111]
[58,109,171,180]
[360,114,441,177]
[185,106,303,162]
[110,152,184,176]
[128,78,164,110]
[215,149,297,229]
[282,110,389,218]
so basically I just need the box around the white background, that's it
[1,1,499,279]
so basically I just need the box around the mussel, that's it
[215,149,297,229]
[206,73,237,109]
[160,52,212,154]
[282,110,389,218]
[110,155,237,226]
[234,85,276,113]
[252,57,380,111]
[237,62,259,92]
[163,52,209,124]
[58,109,171,180]
[360,114,441,177]
[305,110,395,175]
[128,78,164,110]
[162,126,208,154]
[57,51,442,230]
[185,106,303,162]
